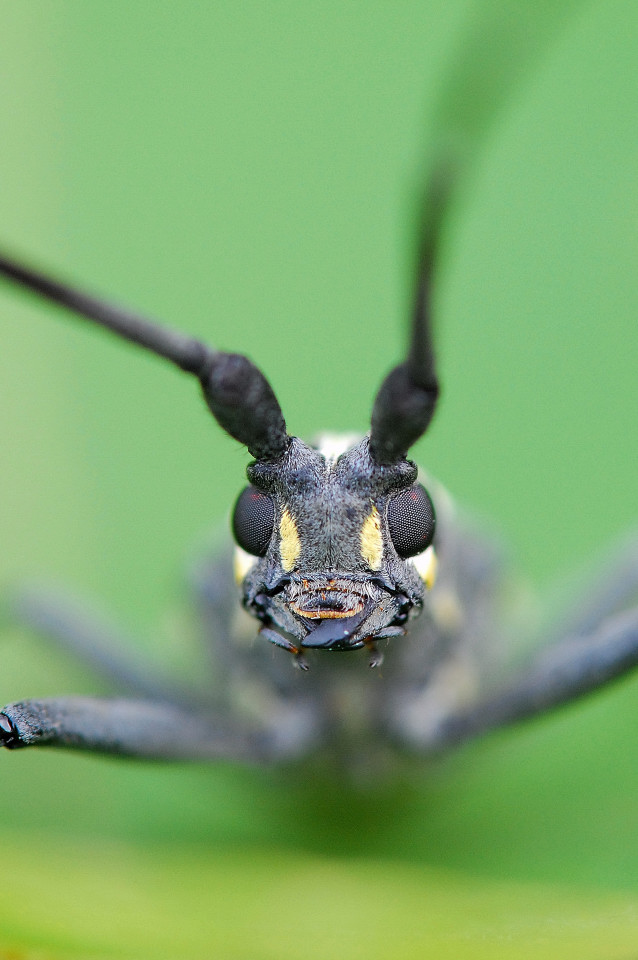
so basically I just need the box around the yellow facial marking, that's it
[233,546,258,585]
[360,506,383,570]
[411,544,437,589]
[279,508,301,571]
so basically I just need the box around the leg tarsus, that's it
[404,606,638,754]
[7,585,208,710]
[549,533,638,641]
[0,713,20,749]
[293,652,309,671]
[366,641,384,668]
[0,696,271,762]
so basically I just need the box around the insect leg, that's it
[6,586,208,711]
[189,546,244,693]
[547,534,638,642]
[406,606,638,753]
[0,696,271,761]
[191,548,325,755]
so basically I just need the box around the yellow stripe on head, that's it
[360,505,383,570]
[411,544,437,589]
[279,507,301,571]
[233,546,258,585]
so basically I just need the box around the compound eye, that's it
[387,483,435,559]
[232,486,275,557]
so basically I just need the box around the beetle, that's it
[0,170,637,769]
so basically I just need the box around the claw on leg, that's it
[294,652,309,671]
[365,639,384,669]
[0,713,20,749]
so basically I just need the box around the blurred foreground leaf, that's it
[2,833,638,960]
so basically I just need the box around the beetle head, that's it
[232,435,436,665]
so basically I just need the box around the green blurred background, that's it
[0,1,637,957]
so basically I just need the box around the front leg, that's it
[0,696,270,762]
[6,585,208,710]
[402,606,638,754]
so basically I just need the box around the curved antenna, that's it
[369,168,452,465]
[0,252,289,461]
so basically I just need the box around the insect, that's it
[0,178,637,770]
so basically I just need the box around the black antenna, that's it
[0,253,289,461]
[368,167,452,465]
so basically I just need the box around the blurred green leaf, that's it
[2,833,638,960]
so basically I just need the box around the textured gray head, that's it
[232,435,436,666]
